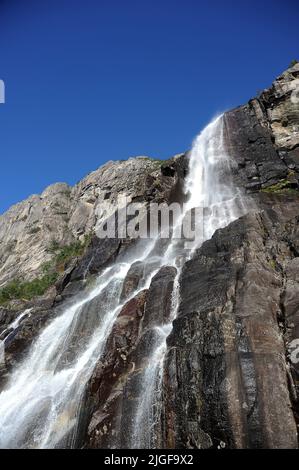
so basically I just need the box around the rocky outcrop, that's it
[224,63,299,194]
[258,63,299,150]
[0,154,186,385]
[163,207,299,449]
[0,156,186,288]
[81,65,299,450]
[84,265,177,449]
[0,183,73,287]
[158,66,299,449]
[84,290,149,449]
[0,65,299,449]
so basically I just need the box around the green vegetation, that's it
[261,179,292,193]
[290,59,299,67]
[54,236,92,271]
[261,173,298,194]
[269,259,276,270]
[47,240,61,253]
[141,156,177,173]
[0,272,58,305]
[0,234,93,306]
[47,233,93,272]
[142,157,164,169]
[142,157,163,162]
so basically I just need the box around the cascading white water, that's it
[130,115,248,448]
[0,264,130,448]
[0,115,248,449]
[185,115,246,245]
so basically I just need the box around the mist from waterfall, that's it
[0,115,248,449]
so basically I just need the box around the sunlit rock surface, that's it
[0,65,298,449]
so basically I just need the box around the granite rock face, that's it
[84,265,177,449]
[0,154,186,382]
[82,66,299,449]
[259,63,299,150]
[0,156,186,287]
[224,63,299,193]
[0,183,73,287]
[0,65,299,449]
[163,208,299,449]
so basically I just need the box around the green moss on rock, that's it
[0,272,58,305]
[261,175,298,194]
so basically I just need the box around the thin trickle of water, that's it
[0,115,249,449]
[0,309,32,341]
[0,309,32,370]
[131,328,169,449]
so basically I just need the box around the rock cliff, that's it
[0,156,185,288]
[0,64,299,449]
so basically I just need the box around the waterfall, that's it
[129,115,248,448]
[0,115,248,449]
[0,264,129,448]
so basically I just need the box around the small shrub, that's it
[54,234,92,270]
[261,173,298,194]
[47,240,61,253]
[55,241,85,272]
[41,261,53,274]
[269,259,276,269]
[0,272,58,305]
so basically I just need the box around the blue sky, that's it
[0,0,298,214]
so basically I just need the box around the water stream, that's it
[0,115,248,449]
[129,115,248,448]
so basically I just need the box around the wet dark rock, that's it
[1,66,299,449]
[163,209,299,449]
[3,305,58,373]
[224,104,290,192]
[84,289,149,448]
[58,279,86,301]
[70,236,122,282]
[224,64,299,195]
[120,262,145,301]
[83,264,177,448]
[142,266,177,330]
